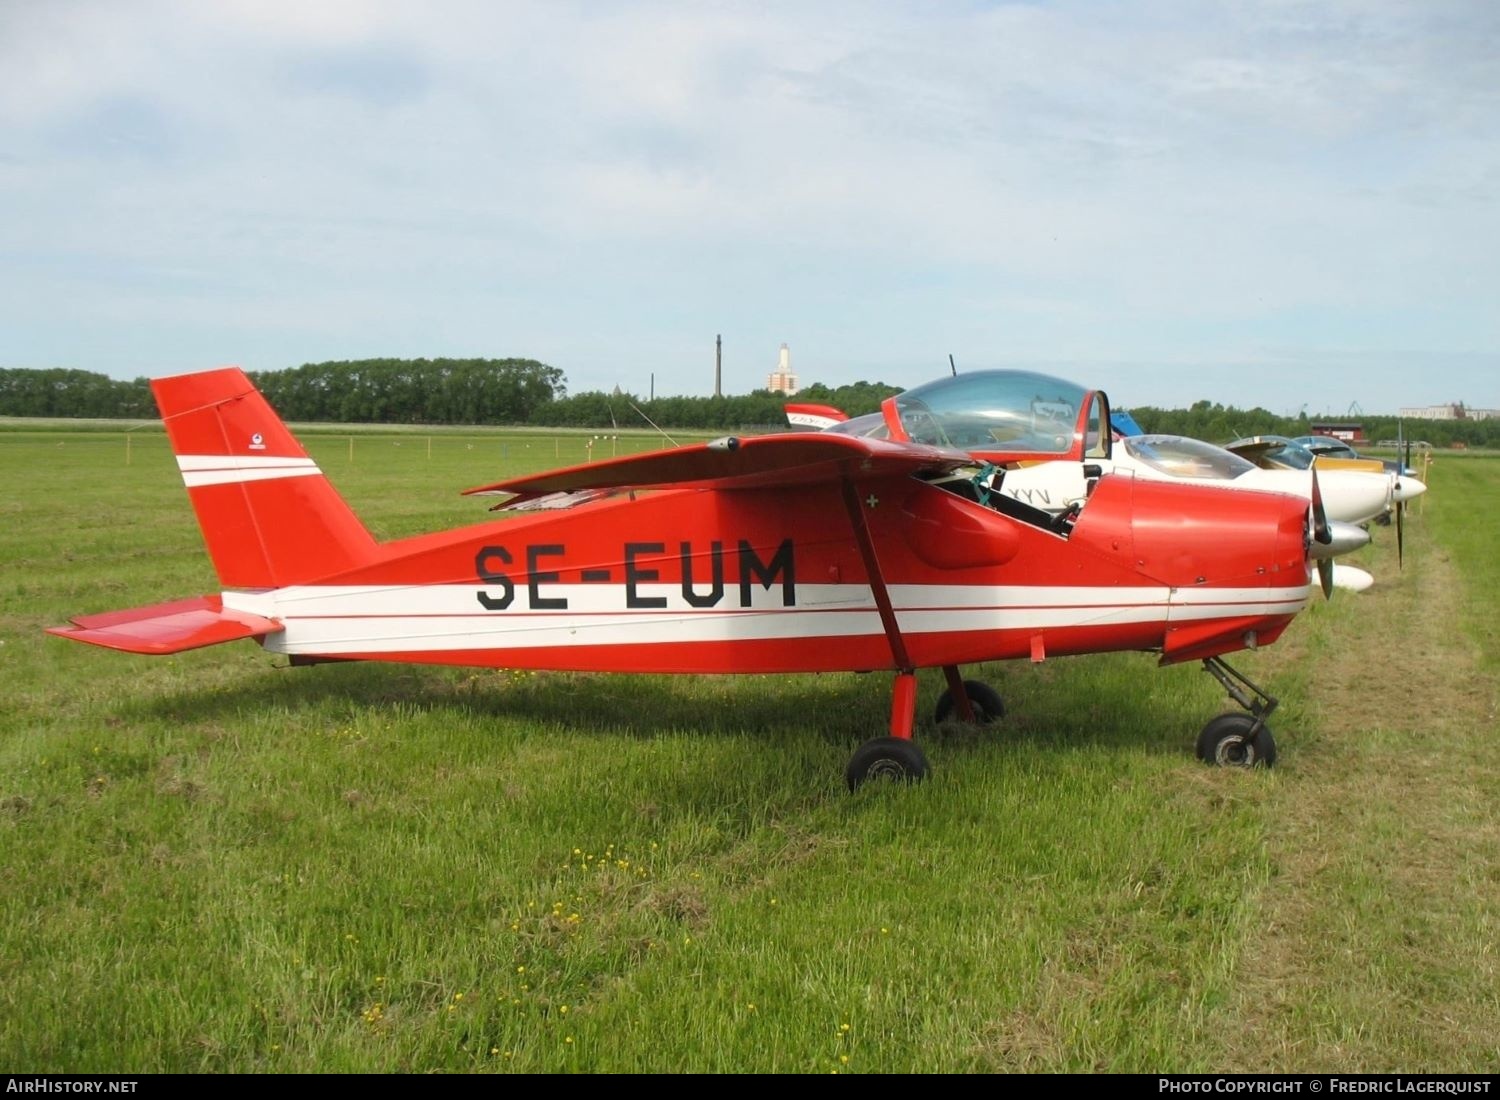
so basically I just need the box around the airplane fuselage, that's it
[223,470,1313,674]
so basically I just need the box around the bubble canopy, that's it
[1122,435,1259,480]
[876,369,1112,464]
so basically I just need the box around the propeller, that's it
[1310,465,1331,546]
[1310,466,1334,599]
[1388,419,1410,569]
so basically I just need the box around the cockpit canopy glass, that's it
[1228,435,1316,470]
[886,370,1100,458]
[1122,435,1257,479]
[1294,435,1360,459]
[825,410,889,439]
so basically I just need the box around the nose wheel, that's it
[1197,656,1279,768]
[1195,713,1277,767]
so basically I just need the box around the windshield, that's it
[1295,435,1359,459]
[1123,435,1256,479]
[1230,435,1315,470]
[890,370,1090,454]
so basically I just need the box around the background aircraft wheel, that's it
[846,737,929,791]
[934,680,1005,725]
[1195,714,1277,768]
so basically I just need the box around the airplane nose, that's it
[1392,477,1427,504]
[1308,520,1370,560]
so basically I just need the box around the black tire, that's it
[934,680,1005,725]
[1195,713,1277,768]
[846,737,929,791]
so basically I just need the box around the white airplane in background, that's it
[1226,434,1427,515]
[1226,433,1428,574]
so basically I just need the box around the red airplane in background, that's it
[49,367,1334,786]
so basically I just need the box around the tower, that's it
[766,343,798,395]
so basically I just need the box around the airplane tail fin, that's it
[151,367,381,589]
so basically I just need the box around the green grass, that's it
[2,435,1497,1072]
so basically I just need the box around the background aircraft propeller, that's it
[1395,422,1412,569]
[1311,467,1334,599]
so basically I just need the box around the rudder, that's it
[152,367,380,588]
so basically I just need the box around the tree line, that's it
[1125,399,1499,451]
[3,362,1498,448]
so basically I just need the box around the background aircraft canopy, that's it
[1294,434,1360,459]
[880,369,1110,464]
[1227,435,1317,470]
[1122,435,1259,480]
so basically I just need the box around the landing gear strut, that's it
[847,671,929,790]
[845,667,1007,789]
[1196,656,1278,767]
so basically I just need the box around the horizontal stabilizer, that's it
[464,432,972,500]
[47,595,282,655]
[784,403,850,430]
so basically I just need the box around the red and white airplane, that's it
[50,367,1337,784]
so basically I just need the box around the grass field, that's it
[2,431,1497,1073]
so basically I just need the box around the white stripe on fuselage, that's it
[221,582,1312,656]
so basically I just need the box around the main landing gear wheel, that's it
[934,680,1005,725]
[846,737,929,791]
[1195,714,1277,768]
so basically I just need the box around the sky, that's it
[2,0,1497,416]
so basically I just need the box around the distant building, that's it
[1398,402,1499,421]
[767,343,798,395]
[1310,422,1367,443]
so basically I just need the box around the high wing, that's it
[463,432,974,504]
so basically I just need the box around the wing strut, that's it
[838,472,919,739]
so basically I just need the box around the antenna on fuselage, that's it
[949,354,957,376]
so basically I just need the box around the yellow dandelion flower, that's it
[840,1055,849,1065]
[564,1036,574,1044]
[559,1005,569,1015]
